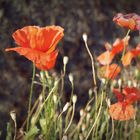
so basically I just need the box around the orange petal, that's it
[5,47,58,70]
[97,51,115,65]
[12,26,64,52]
[122,51,134,67]
[100,64,121,79]
[113,13,136,30]
[109,102,136,121]
[112,36,130,54]
[12,28,30,48]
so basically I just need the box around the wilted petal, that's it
[113,13,140,33]
[109,102,136,121]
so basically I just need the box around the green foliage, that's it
[6,122,12,140]
[25,126,39,140]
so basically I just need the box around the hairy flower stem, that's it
[26,63,36,131]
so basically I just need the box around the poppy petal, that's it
[113,88,124,102]
[122,47,140,67]
[122,51,134,67]
[112,36,130,54]
[100,64,121,79]
[97,51,115,65]
[123,87,140,103]
[113,13,137,30]
[109,102,136,121]
[5,47,58,70]
[12,26,64,52]
[13,28,30,48]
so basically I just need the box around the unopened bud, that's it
[80,109,84,116]
[72,95,77,103]
[83,33,87,42]
[53,95,57,103]
[118,79,122,87]
[128,80,132,87]
[101,78,106,84]
[69,73,73,83]
[63,102,70,112]
[63,56,69,65]
[39,95,43,102]
[88,88,93,97]
[81,124,86,132]
[10,110,16,121]
[86,105,91,112]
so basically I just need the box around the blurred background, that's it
[0,0,140,139]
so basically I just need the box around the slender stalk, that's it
[21,96,39,129]
[26,63,36,131]
[83,33,97,86]
[64,102,76,134]
[69,96,94,138]
[41,71,47,107]
[85,90,104,140]
[121,29,131,60]
[110,118,114,140]
[28,79,60,125]
[10,111,17,140]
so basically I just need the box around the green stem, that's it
[26,63,36,131]
[85,90,104,140]
[42,71,47,101]
[121,29,131,60]
[64,102,76,134]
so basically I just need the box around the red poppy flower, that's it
[113,13,140,32]
[6,25,64,70]
[100,64,120,79]
[113,87,140,104]
[109,87,140,120]
[123,87,140,103]
[122,44,140,66]
[109,102,136,121]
